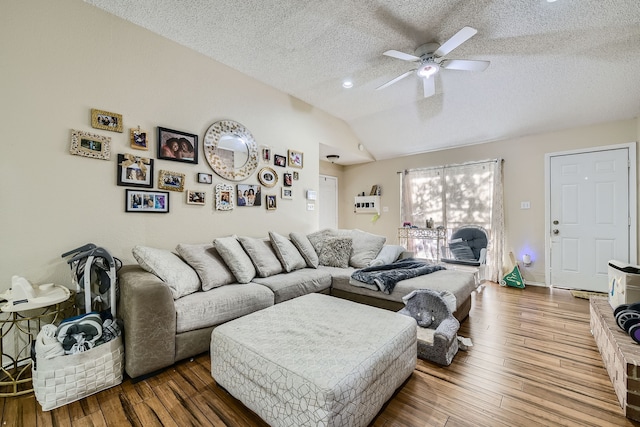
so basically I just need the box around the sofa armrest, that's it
[434,316,460,344]
[118,264,177,379]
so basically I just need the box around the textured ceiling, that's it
[85,0,640,165]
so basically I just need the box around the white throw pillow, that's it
[213,236,256,283]
[350,229,386,268]
[237,236,284,278]
[368,245,406,267]
[290,232,319,268]
[269,232,306,272]
[132,245,200,299]
[176,243,236,291]
[318,236,353,268]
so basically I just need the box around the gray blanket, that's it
[351,258,446,295]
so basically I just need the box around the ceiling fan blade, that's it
[422,76,435,98]
[433,26,477,57]
[376,69,416,90]
[441,59,490,72]
[383,50,421,62]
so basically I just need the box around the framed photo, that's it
[158,170,185,192]
[70,129,111,160]
[281,187,293,199]
[117,154,153,188]
[186,190,205,205]
[266,195,277,210]
[236,184,261,207]
[274,154,286,167]
[157,127,198,164]
[370,185,379,196]
[91,109,123,133]
[125,190,169,213]
[283,172,293,187]
[130,128,148,150]
[293,171,299,180]
[258,167,278,188]
[198,173,213,184]
[215,183,234,210]
[261,146,271,163]
[288,150,303,169]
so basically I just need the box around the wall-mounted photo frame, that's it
[281,187,293,200]
[274,154,286,167]
[198,172,213,184]
[258,167,278,188]
[266,195,277,210]
[91,108,123,133]
[261,146,271,163]
[186,190,206,205]
[236,184,261,207]
[125,189,169,213]
[130,127,148,150]
[283,172,293,187]
[117,154,153,188]
[288,150,303,169]
[293,171,299,180]
[215,183,234,210]
[157,127,198,164]
[158,170,185,192]
[70,129,111,160]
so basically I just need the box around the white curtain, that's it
[401,159,504,282]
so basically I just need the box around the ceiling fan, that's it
[377,26,490,98]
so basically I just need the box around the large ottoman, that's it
[211,293,417,427]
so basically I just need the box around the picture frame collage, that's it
[72,108,305,213]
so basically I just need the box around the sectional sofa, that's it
[118,228,478,379]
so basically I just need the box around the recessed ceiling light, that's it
[342,80,353,89]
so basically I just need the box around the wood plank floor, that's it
[2,282,639,426]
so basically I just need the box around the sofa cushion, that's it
[251,268,332,304]
[307,229,332,255]
[238,236,284,278]
[175,243,236,291]
[132,245,200,299]
[318,236,353,268]
[174,283,274,333]
[213,236,256,283]
[269,232,306,272]
[448,239,477,261]
[290,232,319,268]
[369,245,406,267]
[350,229,386,268]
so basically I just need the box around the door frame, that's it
[544,142,637,287]
[319,174,339,230]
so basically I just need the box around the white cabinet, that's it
[354,196,380,214]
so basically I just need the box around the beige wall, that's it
[0,0,361,288]
[338,118,639,283]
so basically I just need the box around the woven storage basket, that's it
[33,335,124,411]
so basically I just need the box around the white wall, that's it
[0,0,362,288]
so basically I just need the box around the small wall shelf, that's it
[354,195,380,215]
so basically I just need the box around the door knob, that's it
[552,229,559,235]
[553,220,559,225]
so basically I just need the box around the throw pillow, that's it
[350,229,386,268]
[237,236,284,278]
[368,245,406,267]
[176,243,236,291]
[448,239,476,261]
[318,236,353,268]
[307,229,332,255]
[290,232,319,268]
[132,245,200,299]
[268,232,306,272]
[213,236,256,283]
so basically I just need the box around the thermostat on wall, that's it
[306,190,317,200]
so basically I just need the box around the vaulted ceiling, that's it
[85,0,640,164]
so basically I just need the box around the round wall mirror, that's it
[203,120,259,181]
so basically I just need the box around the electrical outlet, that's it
[520,201,530,209]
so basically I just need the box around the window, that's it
[401,159,504,282]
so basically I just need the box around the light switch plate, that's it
[307,203,315,211]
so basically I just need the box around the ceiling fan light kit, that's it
[377,26,490,98]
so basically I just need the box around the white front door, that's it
[548,147,631,291]
[319,175,338,230]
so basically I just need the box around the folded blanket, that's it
[35,324,65,359]
[351,258,446,294]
